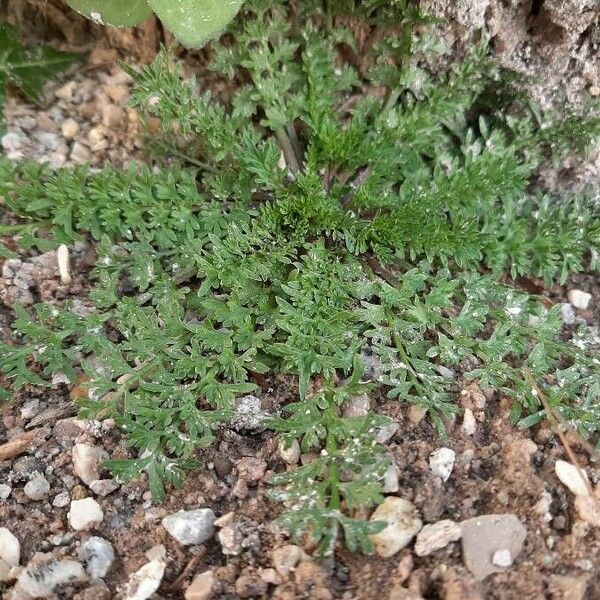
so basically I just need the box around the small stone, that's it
[429,447,456,482]
[342,394,370,418]
[0,528,20,566]
[16,558,87,597]
[70,141,91,164]
[369,497,423,558]
[555,460,590,497]
[492,548,513,567]
[24,472,50,500]
[375,420,399,444]
[213,456,233,478]
[236,457,267,484]
[567,290,592,310]
[549,574,590,600]
[574,493,600,527]
[272,544,304,577]
[382,462,400,493]
[61,118,80,140]
[185,570,216,600]
[235,574,268,598]
[408,405,427,424]
[462,408,477,436]
[79,536,114,579]
[53,491,70,507]
[414,520,462,556]
[89,479,120,497]
[68,498,104,531]
[104,83,129,104]
[102,104,125,129]
[561,303,577,325]
[218,522,244,556]
[279,439,301,464]
[460,514,527,580]
[230,395,267,431]
[72,443,109,485]
[20,399,40,419]
[124,559,165,600]
[260,568,281,585]
[0,484,11,500]
[162,509,215,545]
[55,81,76,101]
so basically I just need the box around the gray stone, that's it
[162,509,215,546]
[460,514,527,580]
[561,303,577,325]
[24,473,50,501]
[230,395,267,431]
[0,484,11,500]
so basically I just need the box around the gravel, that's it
[161,509,216,546]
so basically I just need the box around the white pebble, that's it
[555,460,590,497]
[462,408,477,436]
[68,498,104,530]
[492,548,513,567]
[429,447,456,482]
[567,290,591,310]
[162,509,215,545]
[0,528,20,566]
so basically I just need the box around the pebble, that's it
[429,448,456,482]
[369,497,423,558]
[375,420,399,444]
[185,570,216,600]
[61,118,80,139]
[162,509,215,545]
[0,528,20,566]
[70,141,91,164]
[574,493,600,527]
[53,491,71,507]
[567,289,592,310]
[89,478,120,497]
[271,544,304,577]
[342,394,370,418]
[414,520,462,556]
[230,395,267,431]
[555,460,590,497]
[15,558,87,597]
[492,548,513,567]
[382,462,400,493]
[460,514,527,580]
[218,522,244,556]
[79,536,115,579]
[235,573,268,598]
[0,484,11,500]
[236,457,267,484]
[279,439,301,464]
[24,472,51,500]
[68,498,104,530]
[124,559,165,600]
[72,443,109,485]
[462,408,477,436]
[561,303,577,325]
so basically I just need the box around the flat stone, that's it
[414,520,462,556]
[369,497,423,558]
[460,514,527,580]
[162,509,215,545]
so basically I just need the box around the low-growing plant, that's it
[1,0,599,554]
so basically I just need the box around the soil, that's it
[1,7,600,600]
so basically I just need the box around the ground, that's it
[1,6,600,600]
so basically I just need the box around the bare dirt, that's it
[1,5,600,599]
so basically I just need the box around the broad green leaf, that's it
[149,0,244,48]
[66,0,153,27]
[0,24,81,106]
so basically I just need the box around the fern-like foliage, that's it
[1,0,599,554]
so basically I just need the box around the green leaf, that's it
[148,0,244,48]
[0,24,81,107]
[66,0,153,27]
